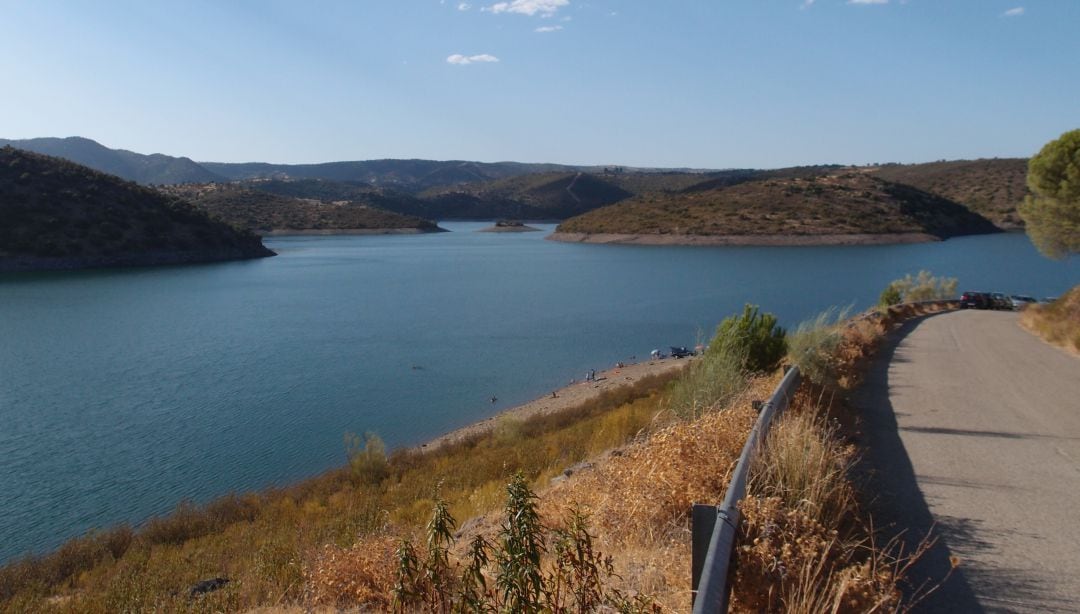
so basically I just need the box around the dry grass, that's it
[1021,285,1080,354]
[0,370,684,613]
[1,301,956,613]
[733,395,910,614]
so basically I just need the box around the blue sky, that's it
[2,0,1077,168]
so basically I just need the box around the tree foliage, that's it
[1019,129,1080,259]
[710,304,787,373]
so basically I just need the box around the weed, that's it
[787,306,851,388]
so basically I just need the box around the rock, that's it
[189,577,229,598]
[564,461,593,477]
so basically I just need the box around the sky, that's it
[1,0,1078,168]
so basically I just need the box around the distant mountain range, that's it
[0,137,223,185]
[1,136,1031,236]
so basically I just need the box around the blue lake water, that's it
[1,222,1078,562]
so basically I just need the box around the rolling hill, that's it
[418,172,633,219]
[161,184,442,234]
[0,147,273,272]
[871,158,1028,229]
[553,171,1001,245]
[0,137,222,185]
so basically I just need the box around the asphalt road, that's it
[854,309,1080,613]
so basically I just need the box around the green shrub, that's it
[710,304,787,373]
[878,284,902,307]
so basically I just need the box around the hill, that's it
[0,137,222,185]
[553,171,1000,245]
[872,158,1028,229]
[202,159,579,192]
[419,172,633,219]
[161,184,443,234]
[0,147,273,272]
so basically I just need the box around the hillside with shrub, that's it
[202,158,577,191]
[872,158,1028,229]
[161,184,442,234]
[0,147,273,272]
[419,172,633,219]
[554,171,1000,243]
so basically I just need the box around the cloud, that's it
[535,24,563,32]
[1002,6,1024,17]
[446,53,500,65]
[847,0,888,4]
[483,0,569,17]
[800,0,815,9]
[458,2,471,10]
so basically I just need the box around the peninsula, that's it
[0,147,274,272]
[550,171,1002,246]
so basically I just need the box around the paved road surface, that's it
[854,309,1080,612]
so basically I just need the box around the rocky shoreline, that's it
[547,231,942,246]
[260,227,446,236]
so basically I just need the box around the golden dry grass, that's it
[1020,285,1080,354]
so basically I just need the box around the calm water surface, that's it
[2,222,1078,561]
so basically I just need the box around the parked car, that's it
[1042,297,1059,304]
[990,293,1011,310]
[669,346,694,358]
[960,291,990,309]
[1010,295,1037,310]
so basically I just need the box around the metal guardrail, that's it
[691,365,801,613]
[689,298,957,612]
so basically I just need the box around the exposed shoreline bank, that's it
[547,231,941,246]
[260,227,445,236]
[414,356,693,453]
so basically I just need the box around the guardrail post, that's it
[691,504,718,605]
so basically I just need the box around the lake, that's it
[1,223,1077,562]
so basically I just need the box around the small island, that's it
[477,220,542,233]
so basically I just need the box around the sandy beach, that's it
[416,356,693,453]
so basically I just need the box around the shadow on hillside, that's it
[853,315,984,612]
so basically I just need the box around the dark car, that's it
[670,346,694,358]
[989,292,1011,310]
[960,291,990,309]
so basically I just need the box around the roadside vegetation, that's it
[1,303,954,612]
[1021,287,1080,354]
[878,270,958,307]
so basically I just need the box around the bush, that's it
[878,284,902,307]
[345,431,389,485]
[788,307,850,388]
[880,271,958,305]
[710,304,787,373]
